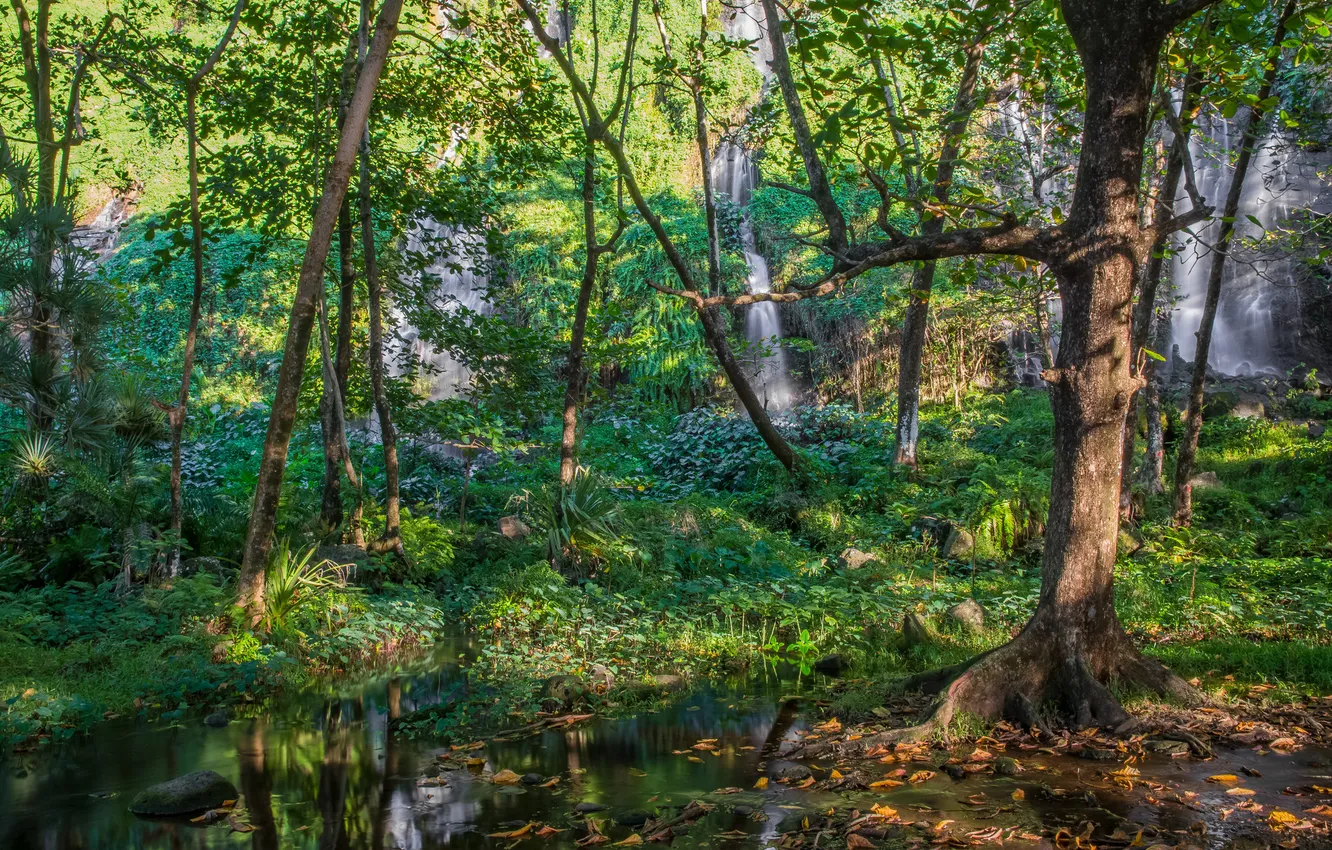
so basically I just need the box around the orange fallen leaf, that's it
[491,769,522,785]
[488,823,535,839]
[615,835,643,846]
[907,770,935,784]
[754,777,769,790]
[869,779,903,790]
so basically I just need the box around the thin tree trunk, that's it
[166,0,248,577]
[893,34,987,468]
[1173,0,1294,526]
[1118,50,1204,519]
[518,0,797,473]
[560,147,598,487]
[236,0,404,622]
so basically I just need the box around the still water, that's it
[2,637,1330,849]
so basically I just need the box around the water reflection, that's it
[3,643,1328,850]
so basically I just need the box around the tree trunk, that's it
[560,147,598,487]
[1173,0,1294,527]
[1118,54,1204,519]
[359,118,404,557]
[516,0,797,473]
[785,2,1202,745]
[319,200,357,535]
[893,37,986,468]
[236,0,404,622]
[166,0,247,576]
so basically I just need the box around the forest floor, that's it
[3,391,1330,755]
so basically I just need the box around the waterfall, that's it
[711,141,794,412]
[393,219,490,400]
[711,0,794,411]
[1169,112,1327,376]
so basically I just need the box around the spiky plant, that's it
[10,431,57,481]
[535,466,618,573]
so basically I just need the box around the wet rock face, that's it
[129,770,237,817]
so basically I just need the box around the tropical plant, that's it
[264,540,355,631]
[532,466,619,574]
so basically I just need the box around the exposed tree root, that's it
[787,623,1197,760]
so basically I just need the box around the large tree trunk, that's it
[790,1,1201,745]
[236,0,404,622]
[893,38,986,469]
[1172,0,1294,526]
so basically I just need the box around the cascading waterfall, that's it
[392,219,490,400]
[711,141,794,410]
[1169,111,1328,376]
[712,0,794,411]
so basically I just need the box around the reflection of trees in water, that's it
[239,723,278,850]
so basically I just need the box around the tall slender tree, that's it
[1172,0,1297,526]
[164,0,248,577]
[236,0,405,622]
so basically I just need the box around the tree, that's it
[1172,0,1297,526]
[736,0,1226,732]
[236,0,405,624]
[162,0,248,577]
[515,0,799,473]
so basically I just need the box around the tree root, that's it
[787,624,1198,759]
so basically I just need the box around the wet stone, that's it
[575,802,609,814]
[615,810,651,827]
[520,773,545,785]
[203,711,229,728]
[129,770,238,817]
[1077,746,1118,761]
[994,757,1021,776]
[1144,740,1190,755]
[776,764,812,782]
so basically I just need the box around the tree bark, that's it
[893,37,987,469]
[236,0,404,622]
[1173,0,1294,526]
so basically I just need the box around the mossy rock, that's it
[129,770,237,817]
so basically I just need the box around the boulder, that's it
[941,527,974,560]
[498,516,531,540]
[1116,528,1144,558]
[901,612,931,648]
[541,675,587,710]
[575,802,610,814]
[945,600,985,634]
[1230,393,1267,420]
[993,757,1021,776]
[651,673,687,693]
[1310,421,1326,440]
[837,548,876,570]
[203,711,229,728]
[1188,471,1222,490]
[129,770,237,817]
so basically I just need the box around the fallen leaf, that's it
[907,770,935,784]
[228,816,254,834]
[870,804,897,817]
[869,779,904,790]
[754,777,769,790]
[537,826,569,838]
[542,777,561,788]
[491,769,523,785]
[1269,810,1299,830]
[1011,789,1025,801]
[615,835,643,846]
[830,770,844,781]
[1207,774,1240,783]
[845,834,873,849]
[1226,787,1256,796]
[628,768,648,777]
[488,823,535,839]
[466,757,487,767]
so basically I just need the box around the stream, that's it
[2,637,1330,849]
